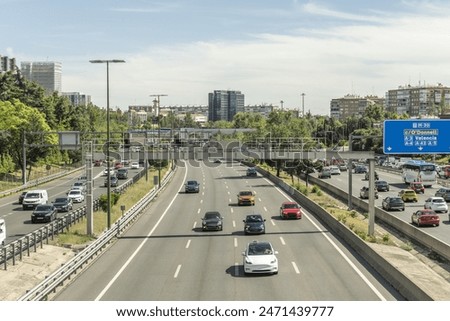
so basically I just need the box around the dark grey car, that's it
[243,214,266,235]
[185,180,200,193]
[31,204,57,223]
[52,197,73,212]
[382,196,405,211]
[435,188,450,202]
[201,211,223,231]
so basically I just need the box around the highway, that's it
[316,167,450,244]
[53,160,402,301]
[0,165,144,244]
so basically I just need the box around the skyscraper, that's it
[20,61,62,94]
[208,90,245,121]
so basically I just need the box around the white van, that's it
[22,190,48,210]
[0,218,6,245]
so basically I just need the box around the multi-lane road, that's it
[53,160,403,301]
[316,167,450,244]
[0,165,143,244]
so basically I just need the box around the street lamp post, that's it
[90,59,125,230]
[301,93,305,117]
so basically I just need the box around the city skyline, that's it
[2,0,450,114]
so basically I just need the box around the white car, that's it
[67,189,85,203]
[329,166,341,175]
[103,168,115,176]
[424,197,448,213]
[242,240,278,275]
[130,162,139,169]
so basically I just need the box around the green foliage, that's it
[0,153,15,174]
[98,192,121,212]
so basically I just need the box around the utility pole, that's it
[149,94,168,188]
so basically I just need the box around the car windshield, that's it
[283,203,299,209]
[248,243,273,256]
[187,181,198,185]
[240,191,253,196]
[376,181,387,185]
[391,198,403,203]
[405,191,415,195]
[54,198,67,203]
[433,199,445,203]
[69,191,80,195]
[36,205,52,211]
[204,213,220,219]
[26,193,39,198]
[245,215,263,222]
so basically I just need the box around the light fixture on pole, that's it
[90,59,125,229]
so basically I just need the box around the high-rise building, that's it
[20,61,62,94]
[0,55,17,73]
[208,90,244,121]
[385,84,450,117]
[330,94,384,120]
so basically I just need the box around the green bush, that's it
[311,185,321,193]
[98,192,121,212]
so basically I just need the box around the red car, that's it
[411,209,440,227]
[280,202,302,219]
[410,182,425,194]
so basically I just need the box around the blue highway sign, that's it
[383,119,450,154]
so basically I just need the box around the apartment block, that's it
[385,84,450,117]
[330,94,384,120]
[61,92,91,106]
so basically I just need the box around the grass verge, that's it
[51,166,169,246]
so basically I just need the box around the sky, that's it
[2,0,450,115]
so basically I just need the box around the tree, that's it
[0,99,56,180]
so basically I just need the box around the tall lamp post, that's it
[90,59,125,229]
[301,93,305,117]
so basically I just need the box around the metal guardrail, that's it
[0,166,147,269]
[0,166,84,199]
[17,166,175,301]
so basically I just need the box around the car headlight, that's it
[270,258,277,264]
[245,258,252,264]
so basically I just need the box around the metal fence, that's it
[17,166,175,301]
[0,164,149,270]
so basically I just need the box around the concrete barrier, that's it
[253,165,450,300]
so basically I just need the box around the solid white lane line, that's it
[174,264,182,278]
[94,163,189,301]
[265,176,387,301]
[292,262,300,274]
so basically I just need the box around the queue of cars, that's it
[183,165,305,276]
[17,161,139,225]
[318,161,450,229]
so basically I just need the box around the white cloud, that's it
[64,2,450,115]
